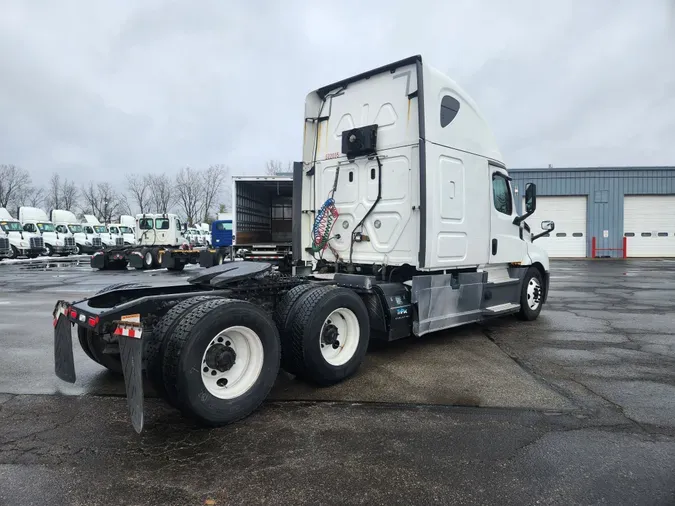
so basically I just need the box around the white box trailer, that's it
[221,176,294,265]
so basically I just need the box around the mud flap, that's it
[118,333,145,433]
[54,314,76,383]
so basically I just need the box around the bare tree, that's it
[27,187,46,208]
[148,173,174,214]
[0,164,32,208]
[199,164,229,222]
[175,166,203,225]
[46,173,61,210]
[46,173,78,210]
[61,179,79,210]
[265,159,290,175]
[81,182,124,223]
[126,173,152,214]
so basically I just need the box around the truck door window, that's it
[175,219,182,232]
[139,218,154,230]
[56,225,68,234]
[23,224,34,232]
[492,174,513,215]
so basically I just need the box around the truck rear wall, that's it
[234,178,293,244]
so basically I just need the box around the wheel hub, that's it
[322,323,339,347]
[204,344,237,372]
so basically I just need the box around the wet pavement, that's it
[1,259,674,505]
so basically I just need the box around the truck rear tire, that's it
[162,298,280,426]
[517,267,544,321]
[286,286,370,386]
[76,326,122,375]
[151,248,161,269]
[145,295,222,405]
[274,283,322,372]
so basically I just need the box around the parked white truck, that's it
[0,208,45,259]
[53,56,555,432]
[107,218,136,245]
[82,215,124,249]
[18,206,77,257]
[50,210,99,255]
[91,213,195,270]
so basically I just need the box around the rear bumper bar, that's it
[53,301,145,433]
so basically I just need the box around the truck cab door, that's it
[489,167,524,265]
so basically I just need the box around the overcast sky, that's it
[0,0,673,182]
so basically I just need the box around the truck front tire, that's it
[162,298,280,426]
[286,286,370,386]
[517,267,544,321]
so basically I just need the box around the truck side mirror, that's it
[525,183,537,213]
[532,220,555,241]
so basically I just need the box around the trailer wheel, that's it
[517,267,544,321]
[145,295,222,405]
[286,287,370,385]
[162,298,280,426]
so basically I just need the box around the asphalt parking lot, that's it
[1,258,674,505]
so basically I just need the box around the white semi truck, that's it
[82,215,124,249]
[107,217,136,245]
[53,56,554,432]
[18,206,77,257]
[0,208,45,259]
[50,210,98,255]
[90,213,196,271]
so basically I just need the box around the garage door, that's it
[624,195,675,257]
[524,196,587,258]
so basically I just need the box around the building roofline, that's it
[509,165,675,172]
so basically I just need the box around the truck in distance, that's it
[50,210,98,255]
[53,55,554,433]
[0,207,45,259]
[91,213,202,271]
[18,206,77,257]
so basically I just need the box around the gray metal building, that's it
[509,167,675,258]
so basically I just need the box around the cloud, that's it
[0,0,672,183]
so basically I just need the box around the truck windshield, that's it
[119,226,132,234]
[0,221,22,232]
[216,222,232,231]
[139,218,153,230]
[37,223,56,232]
[155,218,170,230]
[68,224,83,234]
[93,226,107,234]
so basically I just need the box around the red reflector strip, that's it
[69,309,77,319]
[88,316,99,327]
[114,324,142,339]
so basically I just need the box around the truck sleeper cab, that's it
[0,208,44,259]
[51,210,97,255]
[53,56,554,433]
[19,206,76,257]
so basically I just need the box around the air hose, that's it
[310,168,340,253]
